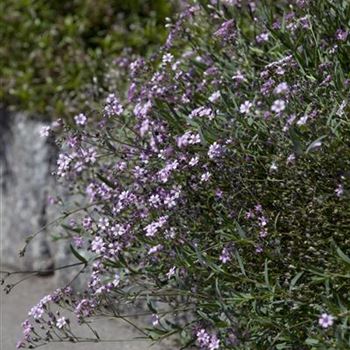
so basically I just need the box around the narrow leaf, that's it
[264,259,271,290]
[234,250,246,276]
[236,221,247,238]
[289,272,304,292]
[70,244,87,265]
[306,135,326,153]
[336,246,350,265]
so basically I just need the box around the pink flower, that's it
[209,335,220,350]
[271,99,286,113]
[209,91,221,103]
[16,341,26,349]
[274,82,289,95]
[240,101,253,114]
[318,313,334,328]
[28,304,44,319]
[104,93,124,117]
[335,28,348,41]
[196,329,210,347]
[152,314,160,326]
[201,172,211,183]
[91,236,105,254]
[219,247,231,264]
[335,184,344,197]
[208,142,225,159]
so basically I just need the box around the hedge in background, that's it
[0,0,175,119]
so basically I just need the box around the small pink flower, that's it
[256,32,269,43]
[274,82,289,95]
[318,313,334,328]
[335,28,348,41]
[335,184,344,197]
[16,340,26,349]
[209,91,221,103]
[201,172,211,183]
[271,99,286,113]
[219,247,231,264]
[152,314,160,326]
[240,100,253,114]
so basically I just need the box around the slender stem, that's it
[33,337,148,348]
[0,262,85,276]
[20,202,100,255]
[105,295,149,337]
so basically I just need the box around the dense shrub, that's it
[12,0,350,349]
[0,0,175,118]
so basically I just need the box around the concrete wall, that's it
[0,109,83,286]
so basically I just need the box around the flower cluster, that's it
[196,329,220,350]
[17,288,73,348]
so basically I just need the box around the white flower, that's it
[240,100,253,114]
[162,53,174,64]
[91,236,105,254]
[209,91,221,103]
[209,337,220,350]
[270,162,278,171]
[276,66,285,75]
[297,115,308,126]
[166,266,176,279]
[40,295,52,305]
[74,113,87,126]
[256,32,269,43]
[39,126,50,137]
[336,100,346,116]
[148,244,163,255]
[171,60,180,71]
[152,314,160,326]
[271,99,286,113]
[112,273,120,287]
[189,156,199,167]
[335,184,344,197]
[29,304,44,319]
[287,153,295,164]
[201,172,211,182]
[232,70,246,82]
[56,317,67,329]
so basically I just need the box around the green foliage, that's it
[0,0,175,118]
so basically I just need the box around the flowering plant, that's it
[12,0,350,349]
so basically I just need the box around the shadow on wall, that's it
[0,108,83,287]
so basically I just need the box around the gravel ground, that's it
[0,274,172,350]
